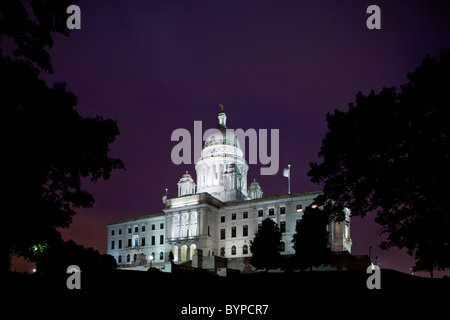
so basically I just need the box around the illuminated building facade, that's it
[106,111,352,271]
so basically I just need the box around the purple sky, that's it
[12,0,450,276]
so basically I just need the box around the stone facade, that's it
[106,110,352,271]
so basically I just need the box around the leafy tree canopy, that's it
[1,0,124,272]
[308,49,450,276]
[250,218,283,271]
[292,205,331,271]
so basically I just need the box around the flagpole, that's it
[288,164,291,195]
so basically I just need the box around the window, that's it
[269,208,274,216]
[142,225,145,232]
[111,241,115,250]
[280,207,285,214]
[258,209,263,217]
[220,229,225,240]
[280,221,286,233]
[118,240,122,249]
[160,235,164,245]
[280,242,285,252]
[160,252,164,261]
[243,211,248,219]
[133,254,137,261]
[118,229,122,235]
[231,246,236,255]
[243,245,248,255]
[111,230,115,236]
[208,226,210,236]
[160,223,164,229]
[134,238,139,247]
[220,247,225,257]
[142,237,146,246]
[296,204,303,212]
[232,213,236,220]
[151,236,155,246]
[258,223,262,232]
[231,226,236,238]
[118,255,122,263]
[221,216,225,223]
[127,239,132,247]
[152,224,155,230]
[134,226,138,233]
[127,254,130,262]
[243,225,248,237]
[128,227,131,234]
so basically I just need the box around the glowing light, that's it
[31,243,49,253]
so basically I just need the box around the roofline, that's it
[106,189,323,225]
[106,212,165,226]
[225,189,323,206]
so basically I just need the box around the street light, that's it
[149,255,154,268]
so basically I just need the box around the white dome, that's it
[177,171,196,197]
[180,172,194,181]
[248,179,263,199]
[195,109,249,202]
[249,179,260,189]
[204,127,240,149]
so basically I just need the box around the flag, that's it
[162,189,168,204]
[283,168,290,178]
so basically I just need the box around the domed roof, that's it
[204,127,241,149]
[248,179,261,189]
[182,171,192,178]
[179,171,194,182]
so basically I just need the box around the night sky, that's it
[12,0,450,276]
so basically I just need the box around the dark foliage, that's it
[0,0,77,73]
[292,205,331,271]
[250,218,283,271]
[36,240,117,274]
[0,0,124,271]
[308,49,450,276]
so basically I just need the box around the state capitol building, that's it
[106,109,352,273]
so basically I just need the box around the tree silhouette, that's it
[0,1,124,272]
[36,240,117,274]
[308,49,450,277]
[250,218,282,272]
[292,205,331,271]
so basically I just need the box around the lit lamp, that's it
[149,255,154,268]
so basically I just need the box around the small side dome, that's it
[181,172,193,180]
[248,179,263,199]
[177,171,196,197]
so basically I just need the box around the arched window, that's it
[160,251,164,260]
[127,254,130,262]
[133,254,137,261]
[220,247,225,257]
[243,245,248,255]
[231,245,236,255]
[118,255,122,263]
